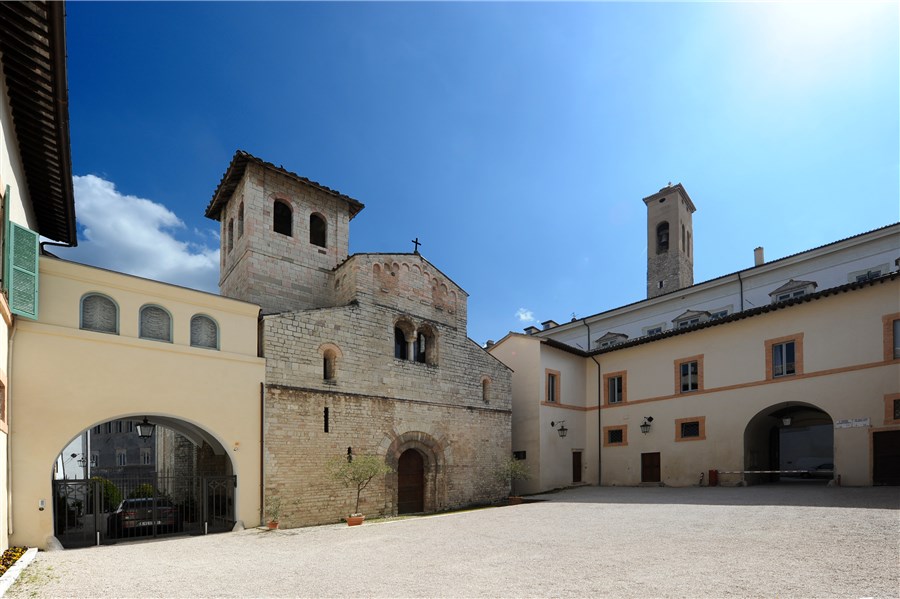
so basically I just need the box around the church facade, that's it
[489,184,899,492]
[206,152,513,524]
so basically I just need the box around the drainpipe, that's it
[259,381,264,527]
[737,271,744,312]
[6,318,15,536]
[582,319,602,486]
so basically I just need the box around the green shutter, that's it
[7,221,39,319]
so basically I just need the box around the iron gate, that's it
[53,475,236,548]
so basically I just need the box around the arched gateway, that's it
[52,416,236,548]
[744,402,834,484]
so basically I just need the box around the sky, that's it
[57,1,899,345]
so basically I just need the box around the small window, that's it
[140,305,172,342]
[680,361,699,392]
[273,200,292,236]
[416,333,427,363]
[656,222,669,254]
[116,450,126,467]
[104,422,112,434]
[603,425,628,447]
[323,350,336,380]
[646,326,663,336]
[310,213,327,248]
[394,327,408,360]
[482,378,490,403]
[512,451,526,460]
[140,448,152,466]
[681,223,686,251]
[772,341,796,377]
[324,407,330,433]
[608,376,623,404]
[227,219,234,252]
[127,421,134,433]
[678,318,700,329]
[414,326,437,365]
[710,309,729,319]
[855,270,881,282]
[894,319,900,359]
[676,417,706,442]
[115,421,123,433]
[92,425,101,435]
[90,453,99,468]
[894,399,900,420]
[776,290,806,302]
[81,294,118,334]
[191,315,219,349]
[546,370,560,403]
[237,201,244,238]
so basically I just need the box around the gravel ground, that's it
[7,484,899,598]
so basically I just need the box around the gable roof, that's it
[0,1,76,244]
[205,150,365,221]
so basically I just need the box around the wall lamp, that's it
[782,416,792,427]
[136,417,156,439]
[550,420,568,438]
[640,417,654,434]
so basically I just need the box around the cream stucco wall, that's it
[10,257,265,548]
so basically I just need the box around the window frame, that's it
[309,212,328,248]
[675,416,706,442]
[765,334,804,380]
[603,371,627,405]
[882,314,900,361]
[273,199,293,237]
[545,369,560,404]
[674,355,704,394]
[603,425,628,447]
[884,393,900,425]
[115,449,127,467]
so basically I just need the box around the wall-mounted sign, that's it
[834,418,870,429]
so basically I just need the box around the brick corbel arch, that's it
[384,431,448,514]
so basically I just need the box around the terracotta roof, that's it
[0,1,76,244]
[205,150,365,221]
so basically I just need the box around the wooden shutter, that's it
[6,221,39,319]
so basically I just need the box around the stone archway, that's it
[397,449,425,513]
[384,431,447,514]
[744,402,834,484]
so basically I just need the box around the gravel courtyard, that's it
[8,485,899,598]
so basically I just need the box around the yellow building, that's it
[490,185,900,492]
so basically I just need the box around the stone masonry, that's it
[644,183,695,298]
[206,151,513,526]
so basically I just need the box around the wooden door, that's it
[398,449,424,513]
[873,431,900,485]
[572,451,582,483]
[641,452,661,483]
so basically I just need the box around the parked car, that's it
[807,463,835,479]
[107,497,181,538]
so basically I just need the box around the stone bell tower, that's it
[643,183,695,299]
[205,151,365,313]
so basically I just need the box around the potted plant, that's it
[264,495,283,529]
[495,457,530,505]
[327,454,393,525]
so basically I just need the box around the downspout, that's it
[582,319,602,486]
[7,317,15,536]
[259,381,265,527]
[737,271,744,312]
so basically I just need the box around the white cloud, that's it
[515,308,535,323]
[57,175,220,293]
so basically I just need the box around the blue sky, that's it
[58,1,899,345]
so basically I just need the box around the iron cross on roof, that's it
[411,237,421,254]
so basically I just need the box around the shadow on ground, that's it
[529,482,900,510]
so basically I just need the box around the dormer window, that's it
[595,332,628,349]
[769,279,817,304]
[673,310,710,330]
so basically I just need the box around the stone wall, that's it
[265,385,512,526]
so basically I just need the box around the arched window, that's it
[656,222,669,254]
[190,314,218,349]
[227,219,234,252]
[482,377,491,403]
[415,324,437,365]
[140,305,172,342]
[324,350,336,380]
[681,223,685,252]
[310,213,327,248]
[394,327,408,360]
[273,200,292,236]
[80,293,118,334]
[237,201,244,238]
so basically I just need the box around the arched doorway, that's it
[397,449,425,514]
[744,402,834,485]
[52,416,235,548]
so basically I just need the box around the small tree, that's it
[495,457,530,497]
[327,454,393,516]
[265,495,283,524]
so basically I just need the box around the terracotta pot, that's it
[267,521,279,530]
[507,496,523,505]
[347,515,365,526]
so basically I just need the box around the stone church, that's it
[205,151,513,524]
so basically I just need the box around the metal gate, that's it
[53,475,236,548]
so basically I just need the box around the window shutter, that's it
[82,295,117,333]
[190,315,218,349]
[6,221,39,319]
[140,306,171,341]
